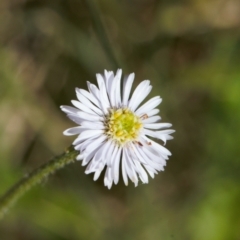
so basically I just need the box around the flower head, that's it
[61,69,175,189]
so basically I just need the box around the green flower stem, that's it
[0,146,78,220]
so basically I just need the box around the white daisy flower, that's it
[61,69,175,189]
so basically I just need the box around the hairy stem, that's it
[0,146,78,220]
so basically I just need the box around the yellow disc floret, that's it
[105,108,143,145]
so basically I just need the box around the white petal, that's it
[60,105,79,114]
[112,147,122,184]
[96,73,110,108]
[76,88,100,109]
[124,148,139,186]
[72,130,104,145]
[135,96,162,116]
[140,145,166,169]
[93,162,105,181]
[71,100,96,115]
[80,121,104,130]
[65,114,81,125]
[104,71,114,100]
[109,69,122,107]
[122,73,134,106]
[142,116,161,124]
[77,111,104,122]
[87,83,101,105]
[133,160,148,184]
[143,129,158,138]
[122,149,129,186]
[98,82,110,115]
[81,144,101,166]
[63,126,86,136]
[131,143,163,171]
[114,69,122,107]
[85,143,106,172]
[148,108,160,117]
[104,167,113,189]
[76,89,102,115]
[104,70,113,80]
[97,139,113,166]
[155,129,175,144]
[128,80,152,111]
[148,137,172,157]
[84,135,107,154]
[76,154,83,161]
[144,123,172,130]
[105,141,117,166]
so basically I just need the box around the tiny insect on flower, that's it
[61,69,175,189]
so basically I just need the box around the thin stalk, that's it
[0,146,78,220]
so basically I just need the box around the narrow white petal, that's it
[143,129,158,138]
[128,80,151,111]
[131,85,152,111]
[87,83,101,104]
[84,135,107,154]
[90,143,106,164]
[66,114,83,125]
[104,70,112,80]
[114,69,122,107]
[141,136,169,160]
[135,96,162,115]
[109,69,122,107]
[80,121,104,130]
[105,141,116,166]
[113,147,122,184]
[72,130,103,145]
[60,105,79,114]
[144,123,172,130]
[142,115,161,124]
[122,149,129,185]
[76,154,83,161]
[98,82,110,115]
[77,88,100,109]
[93,162,105,181]
[155,129,175,144]
[124,148,139,186]
[148,137,172,157]
[96,73,110,108]
[122,73,134,106]
[76,135,102,152]
[104,167,113,189]
[77,111,104,122]
[131,142,163,171]
[98,140,112,166]
[144,166,155,178]
[63,126,86,136]
[104,71,114,100]
[148,108,160,117]
[133,160,148,184]
[140,146,166,169]
[71,100,96,115]
[85,143,107,172]
[81,144,101,166]
[76,90,102,115]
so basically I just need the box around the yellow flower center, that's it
[105,108,143,145]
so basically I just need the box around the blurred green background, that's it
[0,0,240,239]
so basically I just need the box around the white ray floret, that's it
[61,69,175,189]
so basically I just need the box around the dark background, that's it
[0,0,239,239]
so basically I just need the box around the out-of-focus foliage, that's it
[0,0,240,239]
